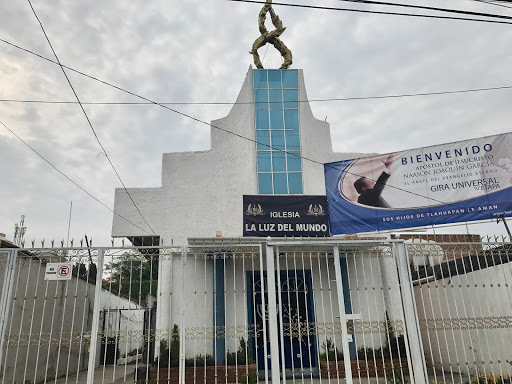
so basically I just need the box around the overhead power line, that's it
[1,83,512,106]
[27,0,156,236]
[227,0,512,24]
[333,0,512,20]
[227,0,512,25]
[0,38,484,213]
[0,119,153,236]
[473,0,512,9]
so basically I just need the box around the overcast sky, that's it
[1,0,511,246]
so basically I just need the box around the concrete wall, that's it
[0,252,144,384]
[413,260,512,377]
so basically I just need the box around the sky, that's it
[1,0,512,246]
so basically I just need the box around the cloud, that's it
[1,0,511,244]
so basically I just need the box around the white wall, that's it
[414,258,512,378]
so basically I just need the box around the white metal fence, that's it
[0,239,510,384]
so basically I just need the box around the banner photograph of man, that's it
[353,154,393,208]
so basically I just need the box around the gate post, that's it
[394,241,428,384]
[333,245,353,384]
[265,239,281,384]
[86,247,105,384]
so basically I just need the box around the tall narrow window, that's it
[254,70,303,195]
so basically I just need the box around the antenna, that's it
[13,215,27,246]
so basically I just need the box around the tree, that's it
[102,252,158,303]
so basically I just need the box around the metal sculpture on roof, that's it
[250,0,293,69]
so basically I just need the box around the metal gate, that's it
[0,239,509,384]
[409,240,512,384]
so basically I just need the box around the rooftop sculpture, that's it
[250,0,293,69]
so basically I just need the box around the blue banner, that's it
[325,133,512,235]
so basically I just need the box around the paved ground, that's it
[53,364,138,383]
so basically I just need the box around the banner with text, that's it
[325,133,512,235]
[243,195,330,237]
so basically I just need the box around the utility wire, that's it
[472,0,512,10]
[0,37,490,213]
[1,84,512,105]
[0,119,153,236]
[27,0,156,236]
[333,0,512,20]
[227,0,512,24]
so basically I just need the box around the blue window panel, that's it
[256,131,270,150]
[255,89,268,109]
[270,130,285,150]
[284,110,299,129]
[254,70,268,89]
[283,89,298,109]
[282,70,298,89]
[273,173,288,194]
[257,152,271,172]
[268,70,282,88]
[288,172,303,194]
[256,110,270,130]
[272,152,286,172]
[285,130,300,150]
[286,151,302,172]
[258,173,273,194]
[270,110,284,130]
[269,90,283,109]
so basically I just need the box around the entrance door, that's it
[248,270,316,373]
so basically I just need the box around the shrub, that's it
[319,338,343,361]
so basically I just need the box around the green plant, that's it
[185,353,215,367]
[226,337,255,365]
[357,346,379,360]
[240,372,258,384]
[153,325,180,367]
[319,338,343,361]
[385,363,408,384]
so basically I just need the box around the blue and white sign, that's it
[325,133,512,235]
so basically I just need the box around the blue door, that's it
[247,270,317,372]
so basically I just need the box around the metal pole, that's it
[333,245,353,384]
[66,201,72,247]
[86,247,105,384]
[498,215,512,240]
[179,247,187,384]
[265,239,281,384]
[394,241,428,384]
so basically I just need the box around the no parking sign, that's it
[45,263,73,280]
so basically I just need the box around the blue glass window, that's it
[288,173,303,194]
[269,90,283,109]
[287,151,302,172]
[273,173,288,194]
[257,152,271,172]
[256,110,269,130]
[270,130,285,150]
[254,69,302,195]
[254,70,268,89]
[258,173,273,194]
[268,70,281,88]
[272,152,286,172]
[285,131,300,150]
[269,110,284,130]
[256,131,270,150]
[283,89,298,109]
[255,89,268,109]
[282,70,298,88]
[284,110,299,129]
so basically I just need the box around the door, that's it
[248,270,316,372]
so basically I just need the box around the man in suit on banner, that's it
[353,154,393,208]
